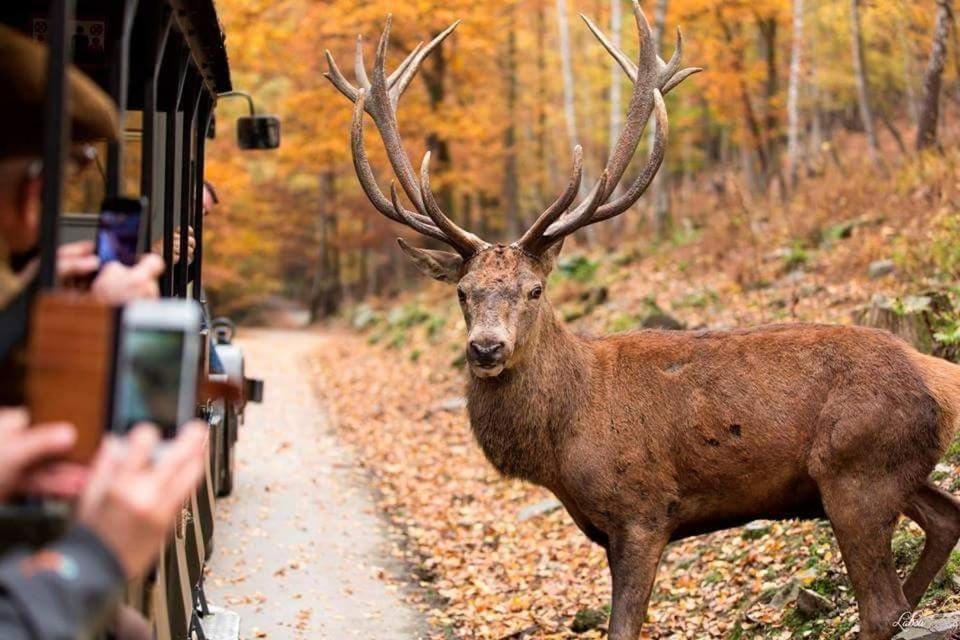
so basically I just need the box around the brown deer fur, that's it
[407,243,960,640]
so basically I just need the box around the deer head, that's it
[325,2,700,378]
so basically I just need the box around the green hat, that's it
[0,23,120,157]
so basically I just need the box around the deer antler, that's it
[325,16,487,258]
[332,4,698,260]
[518,0,701,254]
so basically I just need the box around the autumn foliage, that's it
[201,0,954,318]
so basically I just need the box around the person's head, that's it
[202,180,219,217]
[0,158,41,255]
[0,24,119,258]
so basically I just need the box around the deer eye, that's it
[529,285,543,300]
[457,287,467,303]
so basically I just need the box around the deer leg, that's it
[606,525,668,640]
[902,481,960,607]
[820,479,909,640]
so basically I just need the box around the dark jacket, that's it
[0,526,125,639]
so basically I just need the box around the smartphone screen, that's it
[96,199,144,267]
[113,327,187,437]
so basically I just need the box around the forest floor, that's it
[306,148,960,638]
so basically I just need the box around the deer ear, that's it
[397,238,463,284]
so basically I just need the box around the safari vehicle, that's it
[0,0,276,637]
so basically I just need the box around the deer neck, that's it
[465,302,590,486]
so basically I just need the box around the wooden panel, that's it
[26,293,117,463]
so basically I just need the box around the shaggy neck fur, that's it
[465,299,591,486]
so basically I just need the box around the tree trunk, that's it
[504,2,520,238]
[421,31,455,214]
[716,10,771,191]
[850,0,880,162]
[899,11,920,126]
[758,16,788,199]
[917,0,953,150]
[609,0,623,158]
[606,0,624,237]
[309,168,341,321]
[786,0,804,189]
[556,0,588,197]
[536,0,553,207]
[650,0,671,238]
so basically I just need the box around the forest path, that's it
[205,328,426,640]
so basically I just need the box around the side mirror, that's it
[237,115,280,150]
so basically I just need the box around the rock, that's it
[868,259,895,279]
[796,588,833,618]
[434,396,467,412]
[641,313,685,330]
[769,568,820,608]
[518,498,562,522]
[893,612,960,639]
[769,579,801,608]
[742,520,772,540]
[570,607,607,633]
[424,396,467,419]
[780,269,807,285]
[500,625,540,639]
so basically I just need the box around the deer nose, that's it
[468,340,505,364]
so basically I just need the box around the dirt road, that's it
[205,329,425,639]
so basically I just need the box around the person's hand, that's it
[57,241,99,285]
[0,408,88,501]
[152,227,195,265]
[77,422,206,579]
[90,254,163,305]
[175,226,196,266]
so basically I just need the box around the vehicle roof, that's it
[0,0,231,103]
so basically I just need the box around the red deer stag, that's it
[325,5,960,639]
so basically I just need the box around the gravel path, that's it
[205,328,425,639]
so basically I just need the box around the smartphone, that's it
[96,197,147,267]
[112,299,201,438]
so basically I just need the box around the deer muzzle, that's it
[467,335,509,377]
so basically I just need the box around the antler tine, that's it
[420,152,488,257]
[663,65,702,95]
[583,10,701,97]
[581,13,638,82]
[323,50,359,102]
[660,27,703,95]
[364,14,439,215]
[388,41,424,88]
[544,0,657,233]
[661,27,683,80]
[565,89,668,228]
[391,21,461,105]
[389,181,451,244]
[350,90,449,241]
[542,170,611,244]
[354,35,371,89]
[331,15,487,256]
[516,0,698,254]
[516,146,584,252]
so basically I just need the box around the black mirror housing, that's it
[237,115,280,150]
